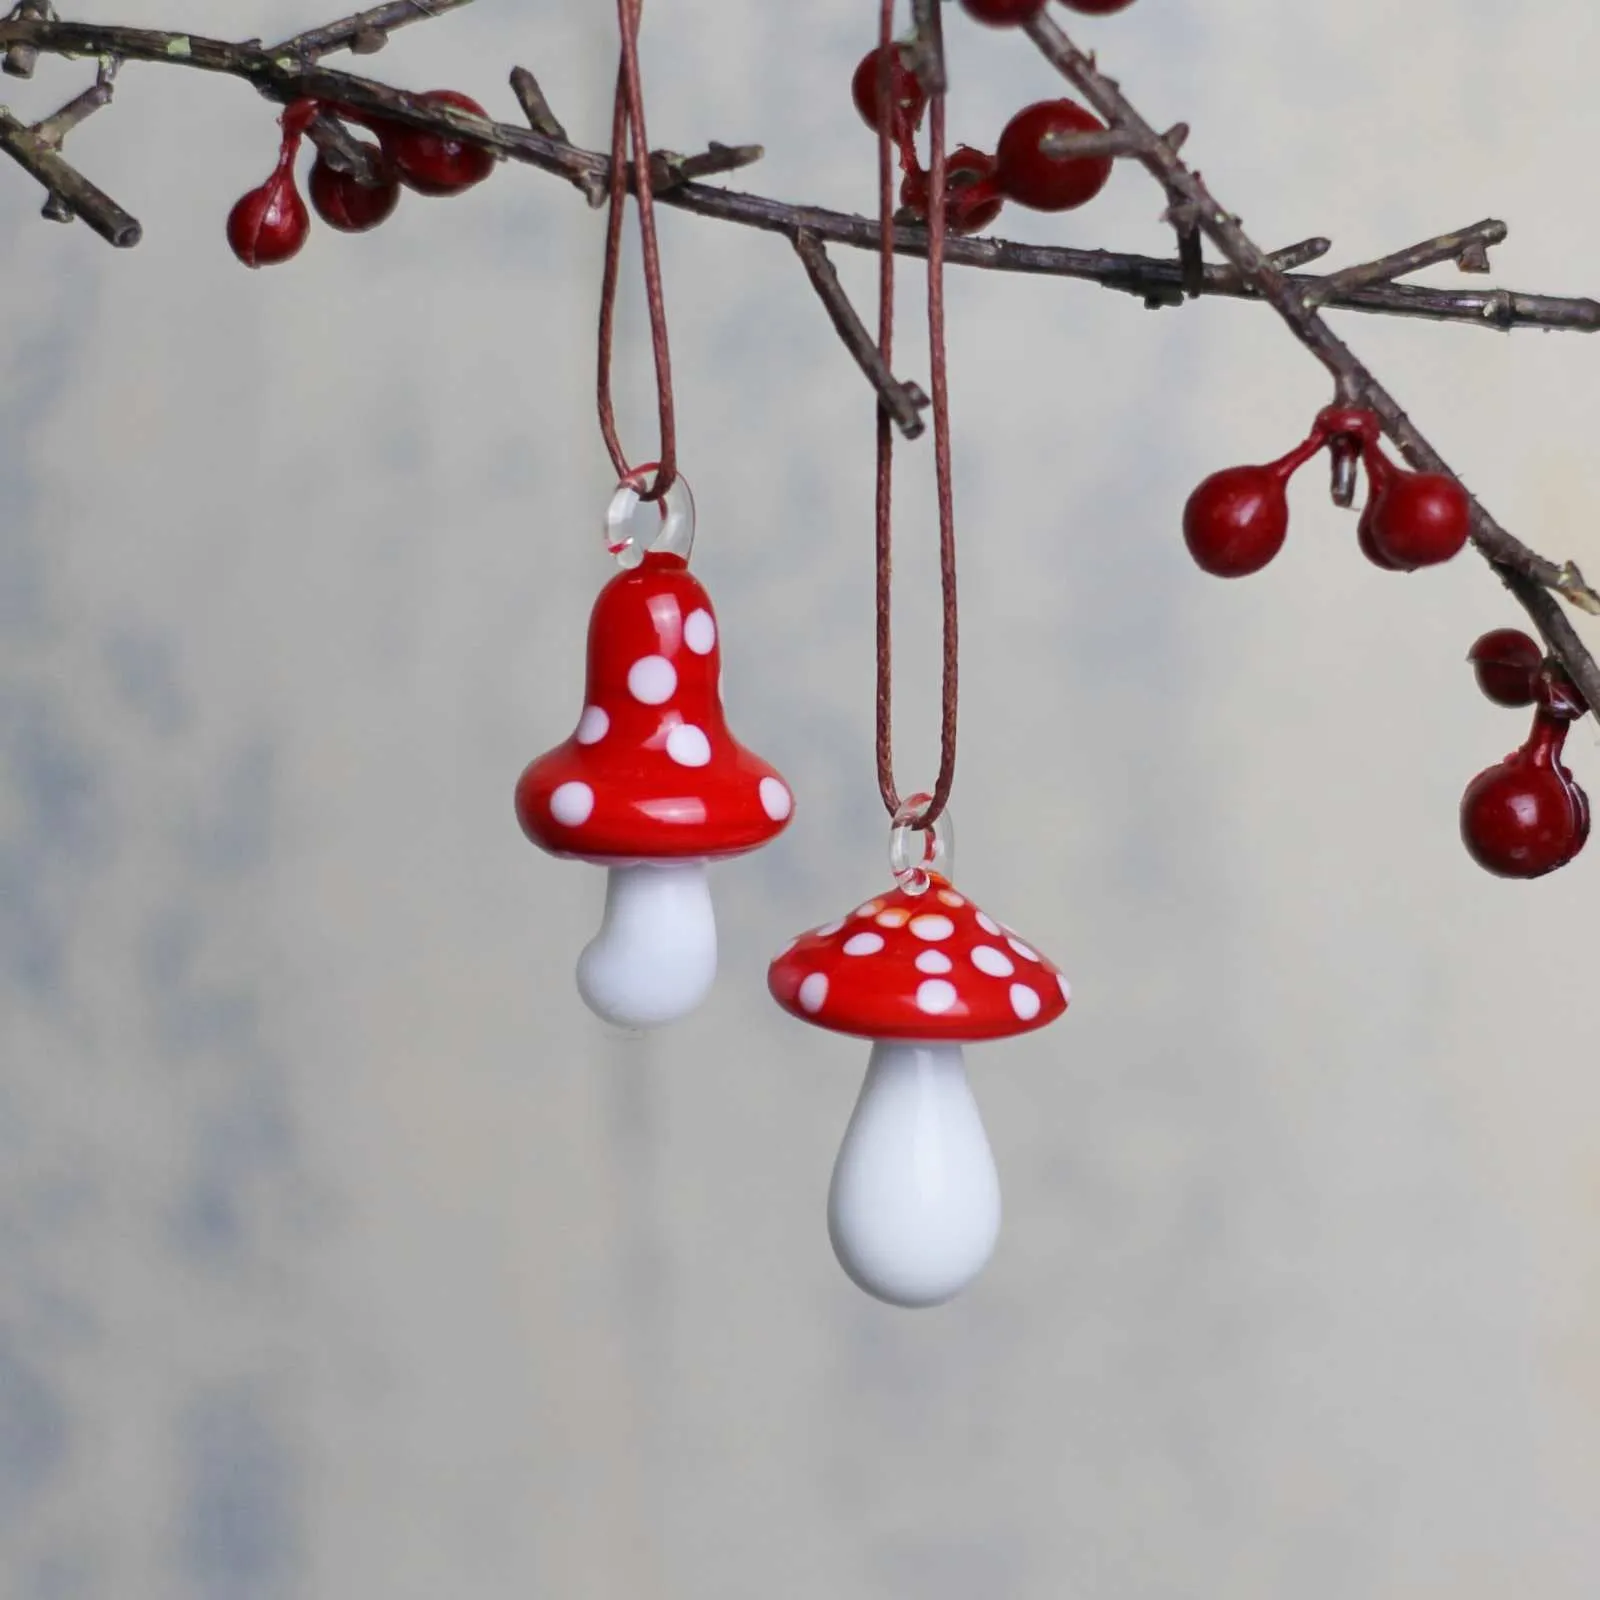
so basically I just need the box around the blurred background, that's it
[3,2,1600,1596]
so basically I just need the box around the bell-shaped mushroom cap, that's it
[768,874,1070,1042]
[516,551,795,862]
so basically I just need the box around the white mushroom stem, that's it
[576,860,717,1028]
[827,1040,1002,1309]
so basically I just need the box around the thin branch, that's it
[2,0,50,78]
[0,18,1594,333]
[653,141,762,191]
[305,109,383,184]
[1022,8,1600,713]
[270,0,475,63]
[1264,237,1331,272]
[0,105,138,243]
[793,229,929,439]
[30,75,109,144]
[1302,219,1508,311]
[508,63,565,142]
[907,0,945,98]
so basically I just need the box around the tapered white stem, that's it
[576,860,717,1027]
[827,1040,1002,1309]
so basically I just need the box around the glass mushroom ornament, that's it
[769,803,1070,1308]
[516,474,795,1027]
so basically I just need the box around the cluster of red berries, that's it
[1461,630,1590,878]
[852,0,1137,235]
[227,92,495,269]
[1183,406,1472,579]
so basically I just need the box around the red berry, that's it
[994,99,1113,213]
[1468,628,1543,707]
[308,150,401,233]
[1460,716,1588,878]
[901,147,1004,234]
[1183,466,1291,578]
[959,0,1045,23]
[851,45,926,143]
[227,166,309,268]
[1363,455,1470,570]
[378,90,495,196]
[1058,0,1137,11]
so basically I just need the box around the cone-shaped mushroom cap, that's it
[768,874,1070,1042]
[517,551,794,862]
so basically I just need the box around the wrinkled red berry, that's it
[1360,447,1470,570]
[309,150,401,233]
[959,0,1045,23]
[1461,714,1588,878]
[1468,628,1543,707]
[227,166,310,268]
[377,90,495,196]
[901,146,1004,234]
[994,98,1113,213]
[851,45,926,144]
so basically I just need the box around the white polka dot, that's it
[574,705,609,745]
[915,950,953,975]
[1007,937,1039,963]
[854,901,882,919]
[683,608,716,655]
[549,781,594,826]
[1010,983,1041,1021]
[876,909,909,928]
[627,655,677,705]
[971,945,1014,978]
[814,919,845,938]
[665,723,711,768]
[759,776,791,821]
[843,932,884,956]
[1058,974,1072,1005]
[976,911,1001,936]
[908,914,955,942]
[937,890,966,907]
[798,973,828,1014]
[915,979,958,1016]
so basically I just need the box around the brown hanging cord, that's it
[596,0,678,501]
[875,0,959,827]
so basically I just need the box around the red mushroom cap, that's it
[516,551,794,862]
[768,874,1070,1042]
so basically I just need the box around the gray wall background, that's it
[3,2,1600,1596]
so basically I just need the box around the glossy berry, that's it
[901,147,1004,234]
[1182,433,1323,578]
[308,151,401,233]
[1362,450,1470,570]
[959,0,1045,23]
[1468,628,1543,707]
[227,166,309,268]
[994,99,1113,212]
[1058,0,1138,11]
[1460,713,1588,878]
[378,90,495,196]
[850,45,926,144]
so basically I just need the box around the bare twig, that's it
[1265,237,1332,272]
[907,0,945,98]
[794,229,929,439]
[0,18,1594,332]
[1023,8,1600,712]
[0,105,138,243]
[2,0,50,78]
[1302,219,1508,311]
[652,141,762,191]
[306,109,384,185]
[509,64,564,141]
[270,0,475,63]
[30,75,109,144]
